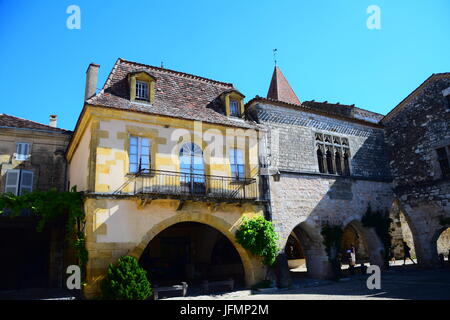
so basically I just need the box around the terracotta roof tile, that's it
[86,58,258,130]
[266,66,301,105]
[0,113,72,133]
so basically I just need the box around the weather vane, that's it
[273,48,278,66]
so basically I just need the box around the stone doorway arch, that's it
[128,212,261,287]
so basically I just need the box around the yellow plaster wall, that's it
[68,121,92,191]
[83,197,266,298]
[91,109,260,194]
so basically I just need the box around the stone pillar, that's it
[275,253,292,288]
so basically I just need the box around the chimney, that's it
[84,63,100,101]
[49,115,57,128]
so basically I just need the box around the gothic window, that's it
[344,150,350,176]
[335,151,342,175]
[317,147,325,173]
[315,132,350,176]
[326,149,334,174]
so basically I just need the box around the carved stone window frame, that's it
[315,132,350,176]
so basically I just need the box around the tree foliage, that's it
[361,204,392,264]
[235,216,279,266]
[100,256,152,300]
[320,223,344,259]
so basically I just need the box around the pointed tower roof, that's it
[266,66,301,105]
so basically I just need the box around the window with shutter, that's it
[15,142,30,161]
[5,170,20,195]
[19,170,33,195]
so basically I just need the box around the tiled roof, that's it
[86,58,259,129]
[266,66,301,105]
[0,113,72,134]
[246,97,384,127]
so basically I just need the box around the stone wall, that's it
[249,102,391,180]
[248,100,394,278]
[0,128,71,192]
[383,76,450,266]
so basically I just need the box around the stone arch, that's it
[128,212,259,286]
[282,221,330,279]
[432,226,450,259]
[342,219,384,267]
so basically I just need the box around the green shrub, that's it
[235,216,279,266]
[100,256,152,300]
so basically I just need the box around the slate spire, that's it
[266,66,301,105]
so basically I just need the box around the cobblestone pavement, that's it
[167,266,450,300]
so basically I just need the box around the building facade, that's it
[0,114,72,290]
[247,67,394,279]
[382,73,450,266]
[67,59,267,298]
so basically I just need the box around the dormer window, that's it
[221,90,245,118]
[136,81,149,101]
[229,99,240,117]
[128,71,156,104]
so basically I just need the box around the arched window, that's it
[179,143,205,194]
[344,151,350,176]
[317,148,325,173]
[326,150,334,174]
[335,151,342,175]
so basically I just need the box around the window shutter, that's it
[5,170,20,195]
[23,143,29,160]
[19,170,33,195]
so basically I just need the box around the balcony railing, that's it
[119,169,258,200]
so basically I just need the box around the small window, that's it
[326,150,334,174]
[230,149,245,181]
[229,99,240,117]
[136,81,149,101]
[317,148,325,173]
[129,136,151,173]
[15,142,30,161]
[4,169,33,195]
[437,147,450,178]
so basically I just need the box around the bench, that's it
[153,282,188,300]
[201,278,234,294]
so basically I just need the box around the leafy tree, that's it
[235,216,279,266]
[100,256,152,300]
[361,204,392,266]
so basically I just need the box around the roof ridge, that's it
[118,58,234,88]
[382,72,450,123]
[0,113,70,132]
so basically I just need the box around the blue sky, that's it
[0,0,449,130]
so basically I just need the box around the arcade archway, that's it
[138,222,245,287]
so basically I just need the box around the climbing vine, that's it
[0,187,87,281]
[235,216,279,266]
[320,223,343,280]
[361,204,392,265]
[320,223,344,259]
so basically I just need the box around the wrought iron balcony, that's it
[119,169,259,200]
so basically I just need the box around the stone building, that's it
[382,73,450,266]
[0,114,72,290]
[247,66,394,279]
[247,67,450,281]
[67,59,267,298]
